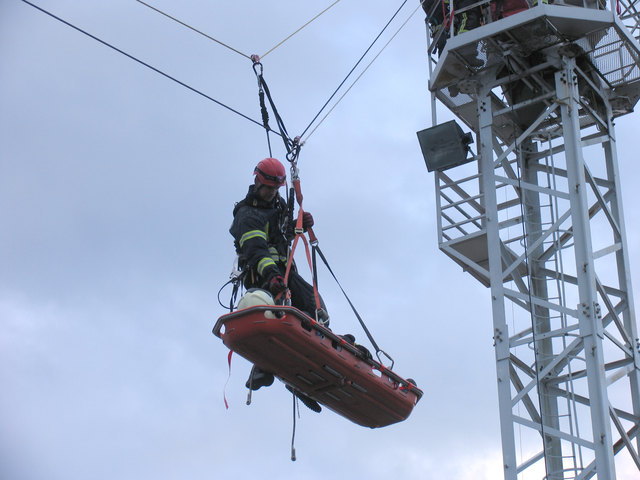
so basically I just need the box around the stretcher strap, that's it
[284,221,322,313]
[312,244,394,370]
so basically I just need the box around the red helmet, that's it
[254,157,286,187]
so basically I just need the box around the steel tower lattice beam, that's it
[423,3,640,479]
[556,55,616,479]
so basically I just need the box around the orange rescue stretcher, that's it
[214,305,423,428]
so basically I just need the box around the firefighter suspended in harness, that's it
[229,157,329,411]
[218,154,423,428]
[218,59,421,427]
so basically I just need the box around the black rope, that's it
[300,0,409,139]
[290,392,297,461]
[312,244,393,368]
[217,278,242,312]
[259,87,273,156]
[286,186,296,242]
[246,365,255,405]
[250,58,302,164]
[21,0,281,136]
[217,279,233,310]
[257,72,295,156]
[253,61,273,157]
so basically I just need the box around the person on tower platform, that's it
[229,157,328,411]
[421,0,450,56]
[421,0,482,61]
[455,0,482,34]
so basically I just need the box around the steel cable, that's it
[299,0,410,140]
[21,0,281,136]
[260,0,341,59]
[136,0,252,60]
[302,2,424,144]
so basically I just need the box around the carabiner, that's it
[286,136,301,164]
[251,54,263,76]
[376,349,395,370]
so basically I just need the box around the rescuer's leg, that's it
[287,270,330,325]
[245,365,274,390]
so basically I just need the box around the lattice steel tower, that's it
[419,1,640,479]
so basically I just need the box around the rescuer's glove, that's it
[267,275,287,296]
[302,212,314,231]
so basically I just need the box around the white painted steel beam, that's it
[425,3,640,478]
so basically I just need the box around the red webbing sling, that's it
[223,350,233,409]
[282,177,323,319]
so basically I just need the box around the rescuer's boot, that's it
[245,366,274,391]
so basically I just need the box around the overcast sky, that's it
[1,1,639,479]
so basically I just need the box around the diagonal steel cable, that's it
[301,1,422,144]
[136,0,252,59]
[260,0,341,59]
[21,0,279,135]
[298,0,410,140]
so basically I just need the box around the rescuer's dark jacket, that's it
[229,185,291,288]
[230,185,329,322]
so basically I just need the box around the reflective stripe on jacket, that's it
[229,185,290,285]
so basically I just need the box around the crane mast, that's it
[420,2,640,478]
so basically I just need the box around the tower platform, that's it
[429,5,640,143]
